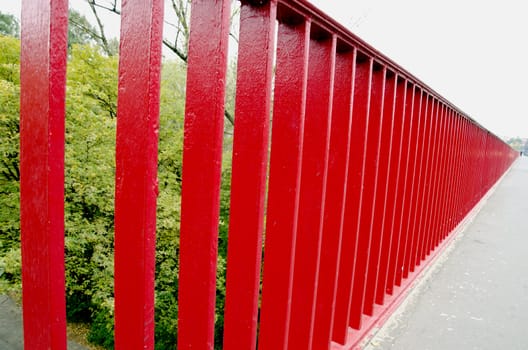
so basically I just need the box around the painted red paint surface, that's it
[386,84,412,293]
[376,77,406,304]
[409,97,434,270]
[19,1,519,350]
[349,64,385,330]
[312,49,355,350]
[288,33,336,350]
[258,17,311,350]
[177,0,231,349]
[403,92,428,277]
[395,88,422,286]
[363,72,396,316]
[113,1,163,349]
[332,57,371,344]
[223,2,276,349]
[420,103,443,259]
[20,0,68,348]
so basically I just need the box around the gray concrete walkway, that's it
[0,294,87,350]
[365,157,528,350]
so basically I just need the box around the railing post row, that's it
[18,1,519,350]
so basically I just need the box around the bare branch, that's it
[88,0,121,15]
[224,110,234,125]
[84,0,237,126]
[87,0,113,56]
[69,16,105,43]
[229,32,239,44]
[162,39,188,62]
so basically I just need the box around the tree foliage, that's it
[0,32,236,347]
[0,0,241,345]
[0,36,21,287]
[0,12,19,38]
[506,137,524,152]
[88,0,237,125]
[69,9,98,47]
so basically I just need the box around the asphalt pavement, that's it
[0,294,87,350]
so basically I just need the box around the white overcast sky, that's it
[2,0,527,138]
[310,0,528,139]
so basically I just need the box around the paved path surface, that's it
[0,294,87,350]
[365,157,528,350]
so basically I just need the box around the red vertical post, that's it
[177,0,231,348]
[439,107,453,244]
[403,93,428,276]
[385,81,412,295]
[258,18,311,350]
[19,1,68,349]
[462,121,471,219]
[312,48,356,350]
[451,117,466,230]
[394,87,422,286]
[223,2,276,349]
[473,127,480,206]
[477,132,486,196]
[458,120,468,219]
[456,118,465,224]
[424,104,446,255]
[473,131,480,199]
[472,126,481,207]
[440,111,457,242]
[113,0,163,348]
[441,110,457,243]
[289,33,336,349]
[472,129,481,203]
[332,55,371,344]
[441,112,456,241]
[479,132,485,193]
[446,115,463,236]
[411,97,435,268]
[363,71,397,315]
[467,125,476,210]
[481,133,489,194]
[485,133,490,188]
[421,99,441,260]
[349,63,385,330]
[460,120,471,219]
[436,106,449,247]
[376,77,407,303]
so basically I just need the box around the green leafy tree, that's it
[153,60,186,349]
[69,9,98,47]
[88,0,238,125]
[63,45,118,346]
[69,9,118,56]
[507,137,523,151]
[0,12,237,348]
[0,35,21,289]
[0,12,19,38]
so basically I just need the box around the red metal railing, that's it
[19,0,518,349]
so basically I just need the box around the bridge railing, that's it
[19,0,518,349]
